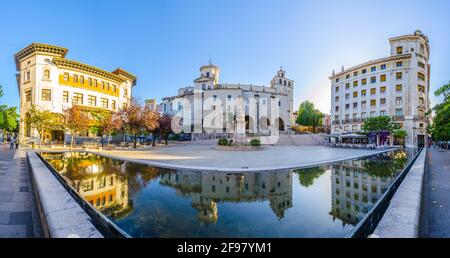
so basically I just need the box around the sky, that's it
[1,0,449,114]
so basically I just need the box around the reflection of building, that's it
[14,43,136,143]
[159,170,293,224]
[329,31,430,148]
[330,159,397,226]
[55,152,131,218]
[162,63,294,134]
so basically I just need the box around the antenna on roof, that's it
[208,54,212,65]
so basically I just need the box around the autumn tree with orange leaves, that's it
[63,105,91,149]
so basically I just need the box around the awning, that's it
[340,133,367,139]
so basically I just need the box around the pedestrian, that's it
[10,137,15,150]
[15,136,19,149]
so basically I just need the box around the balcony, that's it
[413,115,428,122]
[393,115,404,121]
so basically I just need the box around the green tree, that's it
[393,129,407,147]
[27,105,60,146]
[295,166,326,187]
[432,81,450,148]
[362,116,398,133]
[0,85,19,140]
[296,101,324,131]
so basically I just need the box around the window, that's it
[370,111,376,117]
[361,112,367,119]
[73,74,78,83]
[380,74,386,82]
[124,88,128,97]
[80,76,84,84]
[112,85,117,92]
[419,97,425,105]
[334,115,339,121]
[88,78,92,86]
[395,108,403,117]
[43,69,50,80]
[418,62,425,69]
[25,89,32,102]
[88,95,96,106]
[345,93,350,100]
[62,91,69,103]
[396,72,402,80]
[64,72,69,82]
[418,85,425,93]
[345,104,350,110]
[362,69,367,74]
[41,89,51,101]
[380,110,386,116]
[123,103,127,109]
[93,79,98,87]
[396,97,402,105]
[361,90,366,96]
[418,72,425,81]
[353,102,358,108]
[361,101,366,108]
[106,82,110,91]
[353,80,358,87]
[335,86,339,92]
[396,84,402,92]
[380,98,386,106]
[73,93,83,104]
[380,64,386,70]
[396,61,403,67]
[380,86,386,93]
[396,46,403,54]
[370,76,376,83]
[101,98,108,108]
[361,78,367,85]
[335,78,340,83]
[25,71,31,82]
[346,74,350,79]
[111,100,116,110]
[335,106,339,112]
[353,91,358,98]
[335,96,339,102]
[370,99,376,106]
[370,88,376,95]
[353,113,357,120]
[353,71,358,76]
[345,83,350,90]
[371,66,376,72]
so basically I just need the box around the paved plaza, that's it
[424,147,450,237]
[0,144,42,238]
[100,144,383,171]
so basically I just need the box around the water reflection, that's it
[40,149,415,237]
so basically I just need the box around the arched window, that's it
[202,83,206,90]
[284,80,287,86]
[63,73,69,81]
[79,76,84,84]
[25,71,31,82]
[206,72,210,77]
[88,78,92,86]
[43,69,50,80]
[279,79,282,84]
[73,74,78,83]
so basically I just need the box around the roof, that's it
[199,63,219,71]
[112,68,137,86]
[194,76,215,83]
[52,57,128,84]
[329,54,411,79]
[14,43,69,70]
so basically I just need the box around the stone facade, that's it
[162,64,294,135]
[329,31,431,148]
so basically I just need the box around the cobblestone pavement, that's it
[0,144,42,238]
[424,147,450,238]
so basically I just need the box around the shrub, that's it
[228,139,233,146]
[250,138,261,146]
[218,137,228,146]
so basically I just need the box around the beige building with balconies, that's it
[329,31,430,148]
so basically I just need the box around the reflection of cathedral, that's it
[159,170,293,224]
[329,159,397,226]
[45,152,132,219]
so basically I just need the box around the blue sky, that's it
[1,0,449,113]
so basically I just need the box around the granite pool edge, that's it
[27,151,103,238]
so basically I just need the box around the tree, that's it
[0,85,19,140]
[158,114,173,146]
[120,98,145,148]
[432,81,450,148]
[27,105,60,147]
[296,101,324,132]
[63,105,91,149]
[362,116,398,133]
[142,107,160,146]
[393,129,407,147]
[90,111,122,148]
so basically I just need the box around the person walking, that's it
[10,136,15,150]
[15,136,19,149]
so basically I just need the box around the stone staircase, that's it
[275,133,327,146]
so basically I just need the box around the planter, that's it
[215,145,265,151]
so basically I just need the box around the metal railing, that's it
[36,152,131,238]
[346,148,423,238]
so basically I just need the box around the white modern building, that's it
[162,63,295,136]
[14,43,136,143]
[329,30,431,148]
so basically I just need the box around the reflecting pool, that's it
[40,149,417,237]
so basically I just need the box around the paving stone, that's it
[8,211,32,225]
[19,187,29,192]
[0,225,28,238]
